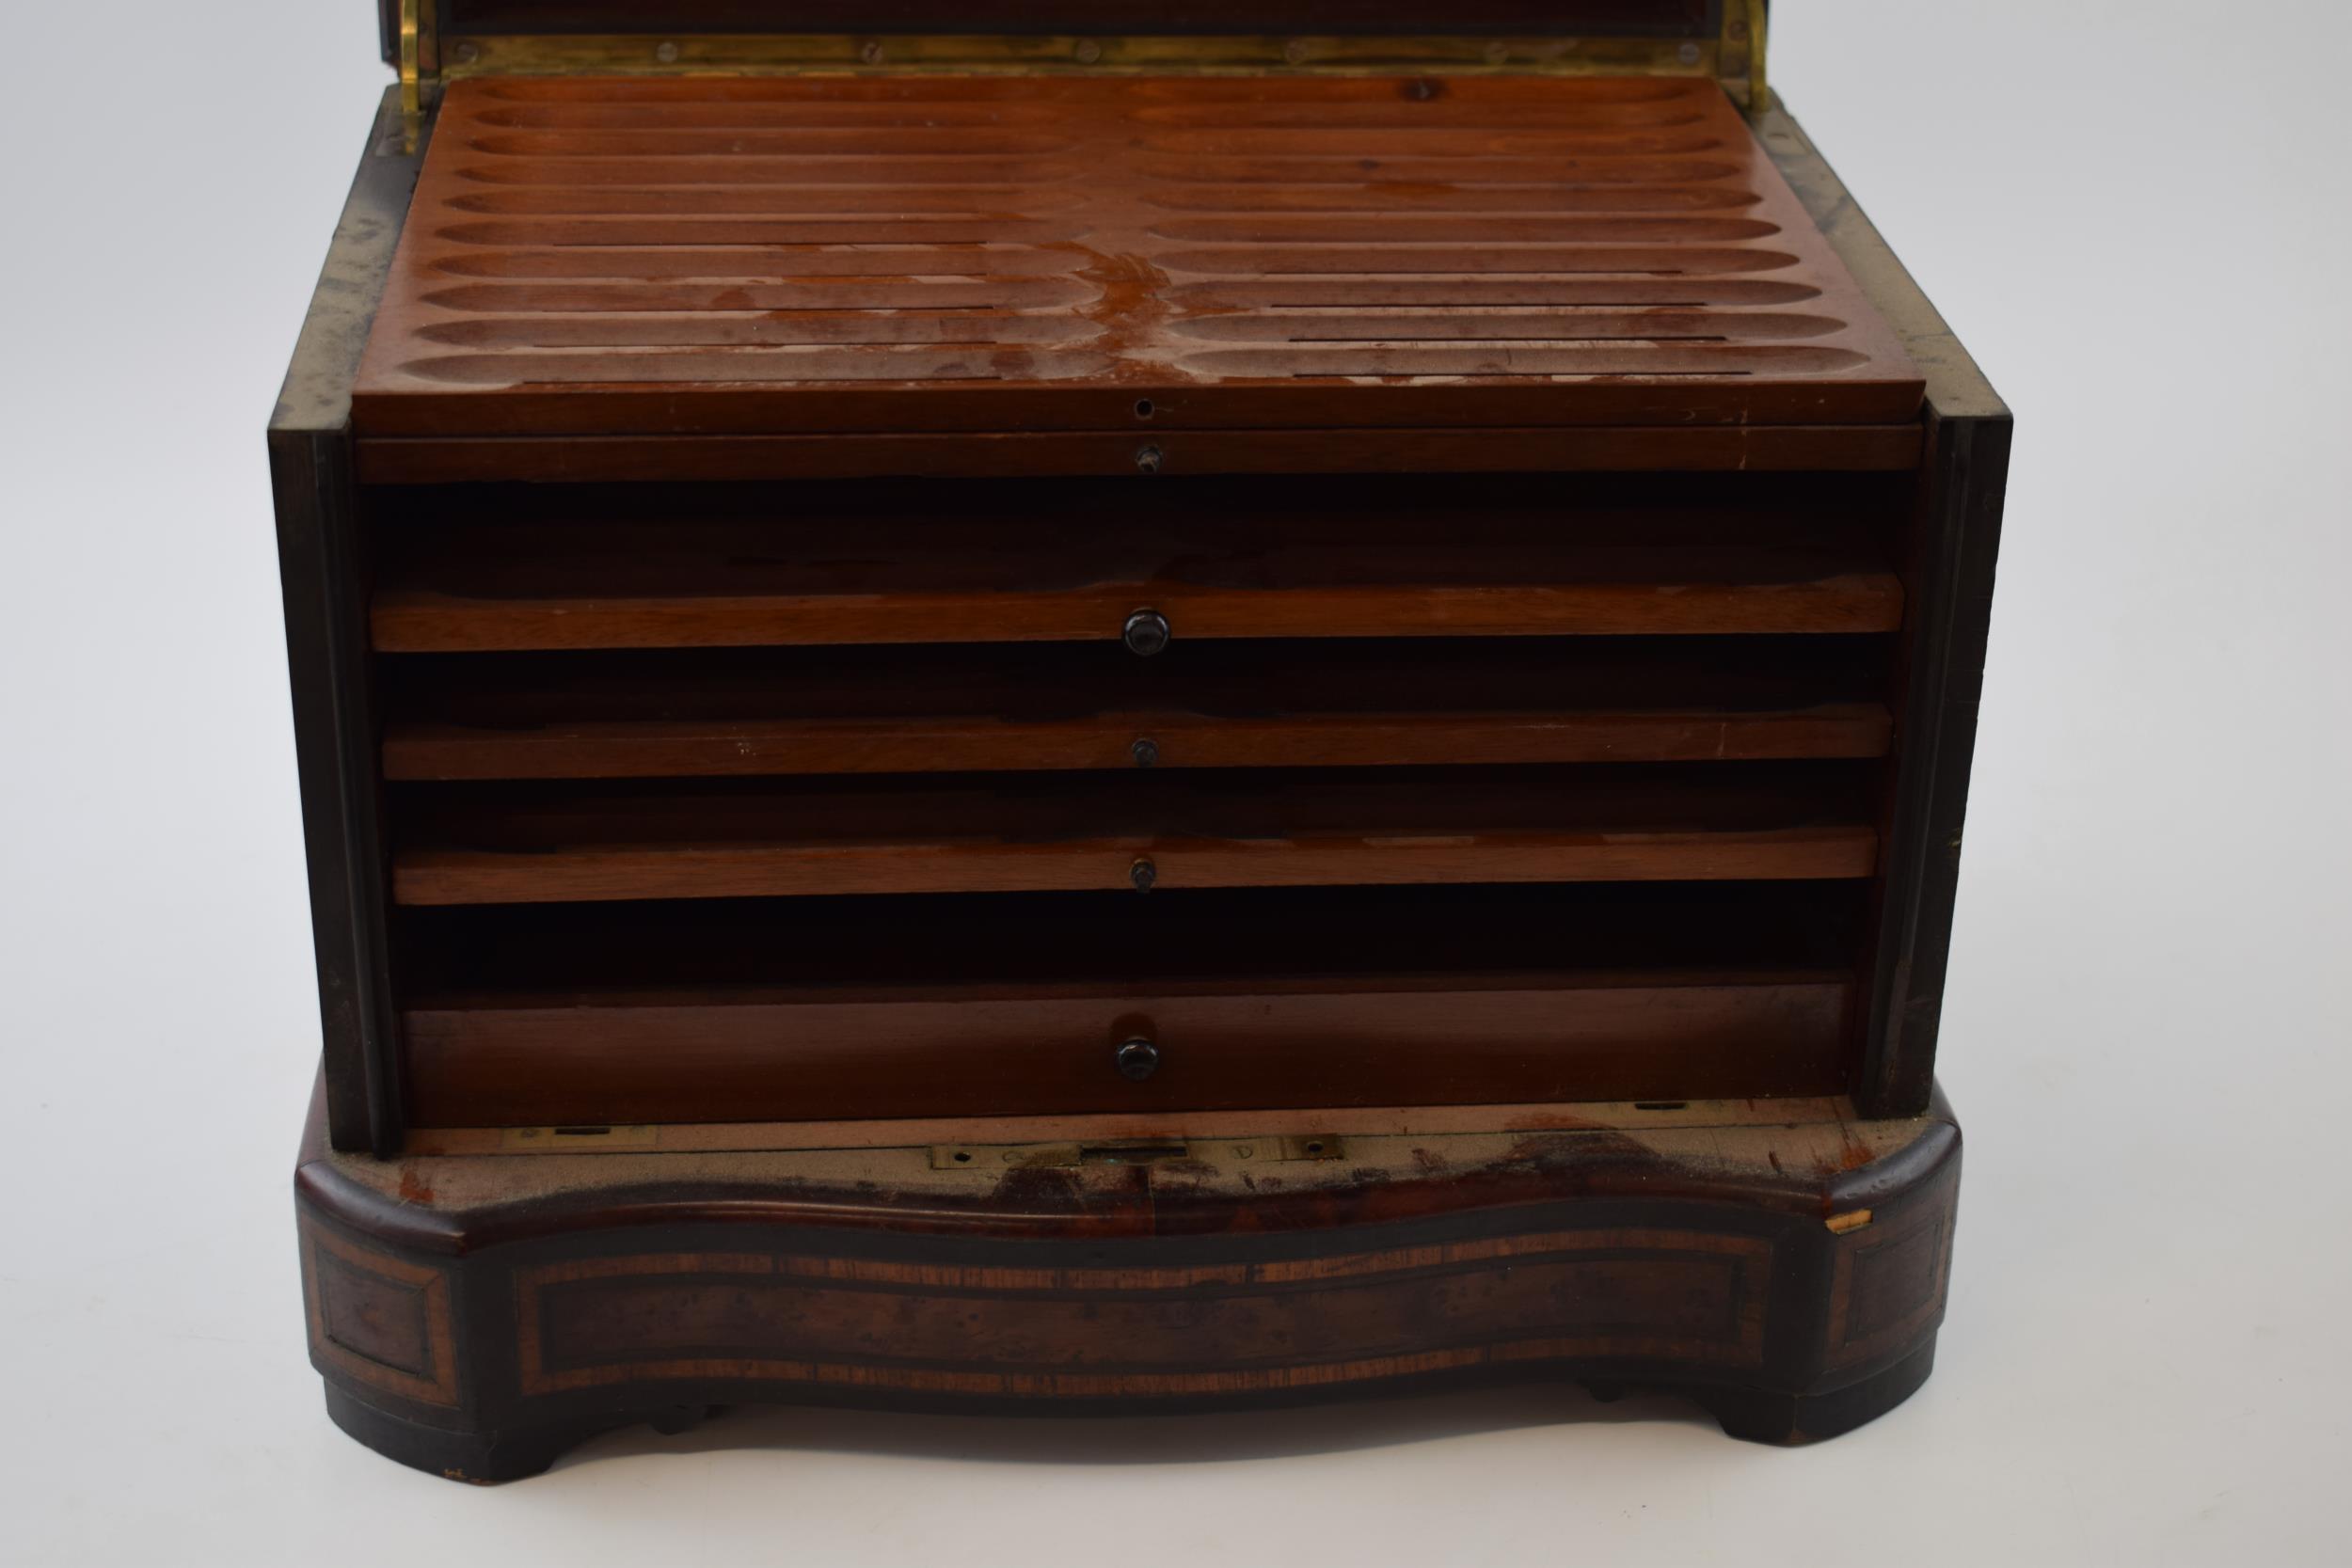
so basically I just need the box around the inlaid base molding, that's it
[294,1078,1960,1481]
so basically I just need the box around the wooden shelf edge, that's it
[400,1093,1864,1156]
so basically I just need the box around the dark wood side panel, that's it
[271,430,399,1153]
[1861,407,2010,1115]
[404,974,1851,1126]
[1759,103,2010,1117]
[272,91,433,1153]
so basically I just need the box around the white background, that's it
[3,3,2347,1562]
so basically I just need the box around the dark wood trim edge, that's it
[1762,98,2010,1115]
[273,92,435,1152]
[272,432,401,1152]
[273,91,434,436]
[1860,408,2010,1115]
[352,424,1926,485]
[1756,102,2007,422]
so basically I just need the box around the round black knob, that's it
[1130,857,1157,893]
[1122,609,1170,657]
[1131,736,1159,768]
[1115,1037,1161,1082]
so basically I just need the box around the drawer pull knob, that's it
[1131,736,1159,768]
[1115,1037,1161,1082]
[1130,857,1157,893]
[1122,608,1170,657]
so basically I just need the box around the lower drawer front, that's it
[402,974,1850,1127]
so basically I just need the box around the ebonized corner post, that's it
[272,90,431,1154]
[1864,409,2010,1114]
[1758,102,2012,1117]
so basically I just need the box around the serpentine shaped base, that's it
[295,1085,1960,1481]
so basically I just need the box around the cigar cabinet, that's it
[278,0,2008,1480]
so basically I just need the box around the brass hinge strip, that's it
[396,0,421,117]
[406,15,1766,96]
[397,0,441,126]
[432,32,1731,82]
[1742,0,1772,111]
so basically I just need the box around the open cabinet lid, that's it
[382,2,1770,112]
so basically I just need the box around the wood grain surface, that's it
[371,506,1904,652]
[389,764,1881,904]
[404,972,1853,1125]
[353,74,1920,451]
[294,1072,1962,1475]
[392,879,1866,1124]
[385,701,1894,781]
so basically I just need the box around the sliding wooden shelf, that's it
[404,969,1853,1125]
[387,702,1892,782]
[378,637,1895,780]
[389,764,1880,904]
[394,881,1866,1125]
[372,511,1902,653]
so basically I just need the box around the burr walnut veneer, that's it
[276,9,2006,1480]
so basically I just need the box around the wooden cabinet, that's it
[278,10,2005,1478]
